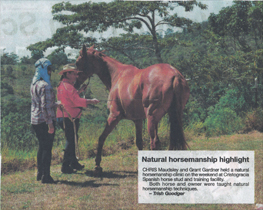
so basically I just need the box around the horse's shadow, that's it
[54,170,137,187]
[85,170,138,179]
[57,180,117,188]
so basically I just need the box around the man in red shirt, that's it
[57,64,99,173]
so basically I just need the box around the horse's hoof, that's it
[94,166,103,178]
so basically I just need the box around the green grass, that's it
[3,182,37,194]
[1,131,262,209]
[187,131,263,150]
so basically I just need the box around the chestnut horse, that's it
[76,45,190,174]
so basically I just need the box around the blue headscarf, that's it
[32,58,52,86]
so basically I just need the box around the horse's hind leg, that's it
[147,115,161,150]
[133,119,143,150]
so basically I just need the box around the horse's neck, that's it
[106,56,124,73]
[96,70,111,90]
[99,56,126,90]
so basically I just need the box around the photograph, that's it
[1,0,263,209]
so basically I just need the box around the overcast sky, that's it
[0,0,233,58]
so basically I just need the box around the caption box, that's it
[138,151,254,204]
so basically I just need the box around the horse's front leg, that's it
[133,119,143,150]
[95,111,121,176]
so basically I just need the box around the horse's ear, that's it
[89,45,95,50]
[82,45,87,57]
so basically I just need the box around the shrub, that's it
[186,121,205,135]
[1,82,14,96]
[204,108,244,136]
[243,108,263,133]
[184,99,207,126]
[6,66,13,76]
[21,66,27,72]
[1,95,37,150]
[215,88,249,114]
[1,112,37,150]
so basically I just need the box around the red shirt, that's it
[56,78,87,119]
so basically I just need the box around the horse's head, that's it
[74,45,93,88]
[75,45,108,88]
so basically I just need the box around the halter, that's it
[81,76,91,99]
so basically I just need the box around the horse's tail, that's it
[168,76,190,150]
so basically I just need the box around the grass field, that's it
[1,131,263,210]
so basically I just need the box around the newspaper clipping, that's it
[1,0,262,209]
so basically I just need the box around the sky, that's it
[0,0,233,59]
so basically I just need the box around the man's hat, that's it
[58,63,82,75]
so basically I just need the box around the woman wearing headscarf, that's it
[31,58,56,184]
[57,64,99,174]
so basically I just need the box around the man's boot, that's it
[61,162,75,174]
[71,159,84,170]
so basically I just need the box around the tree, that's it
[248,2,263,49]
[28,1,206,63]
[207,1,263,109]
[20,55,34,64]
[31,49,44,61]
[1,51,19,65]
[47,51,68,69]
[208,1,263,53]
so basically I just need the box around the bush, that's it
[1,82,14,97]
[184,99,208,126]
[6,66,13,76]
[1,112,37,150]
[215,88,249,114]
[186,121,205,135]
[204,108,244,136]
[243,108,263,133]
[21,66,27,72]
[1,95,37,150]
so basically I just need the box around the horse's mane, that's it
[90,49,112,88]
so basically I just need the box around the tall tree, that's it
[28,1,206,63]
[208,1,263,108]
[208,1,263,53]
[248,1,263,49]
[31,49,44,61]
[47,51,69,69]
[1,51,19,65]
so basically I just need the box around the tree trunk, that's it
[150,10,163,63]
[152,35,163,63]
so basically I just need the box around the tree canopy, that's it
[1,51,19,65]
[209,1,263,53]
[27,1,207,63]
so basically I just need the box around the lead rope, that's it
[60,106,82,160]
[82,77,91,99]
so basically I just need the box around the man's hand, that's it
[48,123,55,134]
[54,101,63,109]
[91,98,100,105]
[86,98,100,106]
